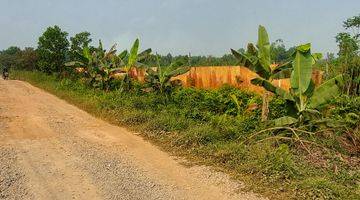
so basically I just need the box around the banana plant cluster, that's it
[65,40,118,90]
[231,25,292,121]
[145,57,190,94]
[251,43,344,126]
[66,39,151,91]
[115,39,152,91]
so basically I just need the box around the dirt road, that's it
[0,79,265,200]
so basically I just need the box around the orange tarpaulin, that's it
[131,66,323,94]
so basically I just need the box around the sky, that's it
[0,0,359,56]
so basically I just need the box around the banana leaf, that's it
[167,67,190,77]
[311,53,323,65]
[128,39,139,67]
[246,43,258,56]
[308,75,343,109]
[137,48,152,61]
[118,50,128,60]
[231,49,271,79]
[231,49,255,67]
[296,43,311,53]
[251,77,294,101]
[83,47,91,59]
[272,60,292,73]
[105,44,117,59]
[257,25,271,74]
[272,68,292,79]
[291,43,313,94]
[303,80,315,98]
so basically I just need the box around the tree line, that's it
[1,14,359,95]
[0,26,295,72]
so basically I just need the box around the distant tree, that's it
[238,48,246,54]
[335,14,360,96]
[69,32,92,60]
[17,47,38,70]
[220,54,237,66]
[343,14,360,39]
[0,46,21,68]
[172,55,190,66]
[1,46,21,55]
[336,32,358,57]
[270,39,294,64]
[37,25,69,74]
[163,53,173,66]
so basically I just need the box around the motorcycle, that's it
[2,72,9,80]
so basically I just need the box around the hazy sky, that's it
[0,0,359,56]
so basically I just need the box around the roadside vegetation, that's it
[3,14,360,200]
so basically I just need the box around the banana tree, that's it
[251,43,344,126]
[65,40,120,90]
[66,39,151,91]
[145,56,190,94]
[231,25,292,121]
[112,39,152,91]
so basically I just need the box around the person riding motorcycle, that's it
[2,66,9,80]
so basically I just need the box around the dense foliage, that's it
[231,26,295,121]
[335,14,360,96]
[0,46,38,71]
[37,25,70,74]
[69,31,92,60]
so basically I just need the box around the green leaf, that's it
[231,49,255,67]
[128,38,139,67]
[83,47,91,60]
[272,61,292,73]
[274,116,297,126]
[118,50,128,59]
[230,94,242,114]
[303,80,315,98]
[296,43,311,53]
[167,67,190,77]
[272,68,292,79]
[257,25,271,74]
[291,43,313,94]
[271,61,293,79]
[345,113,360,125]
[105,44,117,59]
[246,43,258,56]
[251,77,276,92]
[308,75,344,109]
[137,48,152,61]
[251,77,294,101]
[231,49,270,79]
[312,53,323,65]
